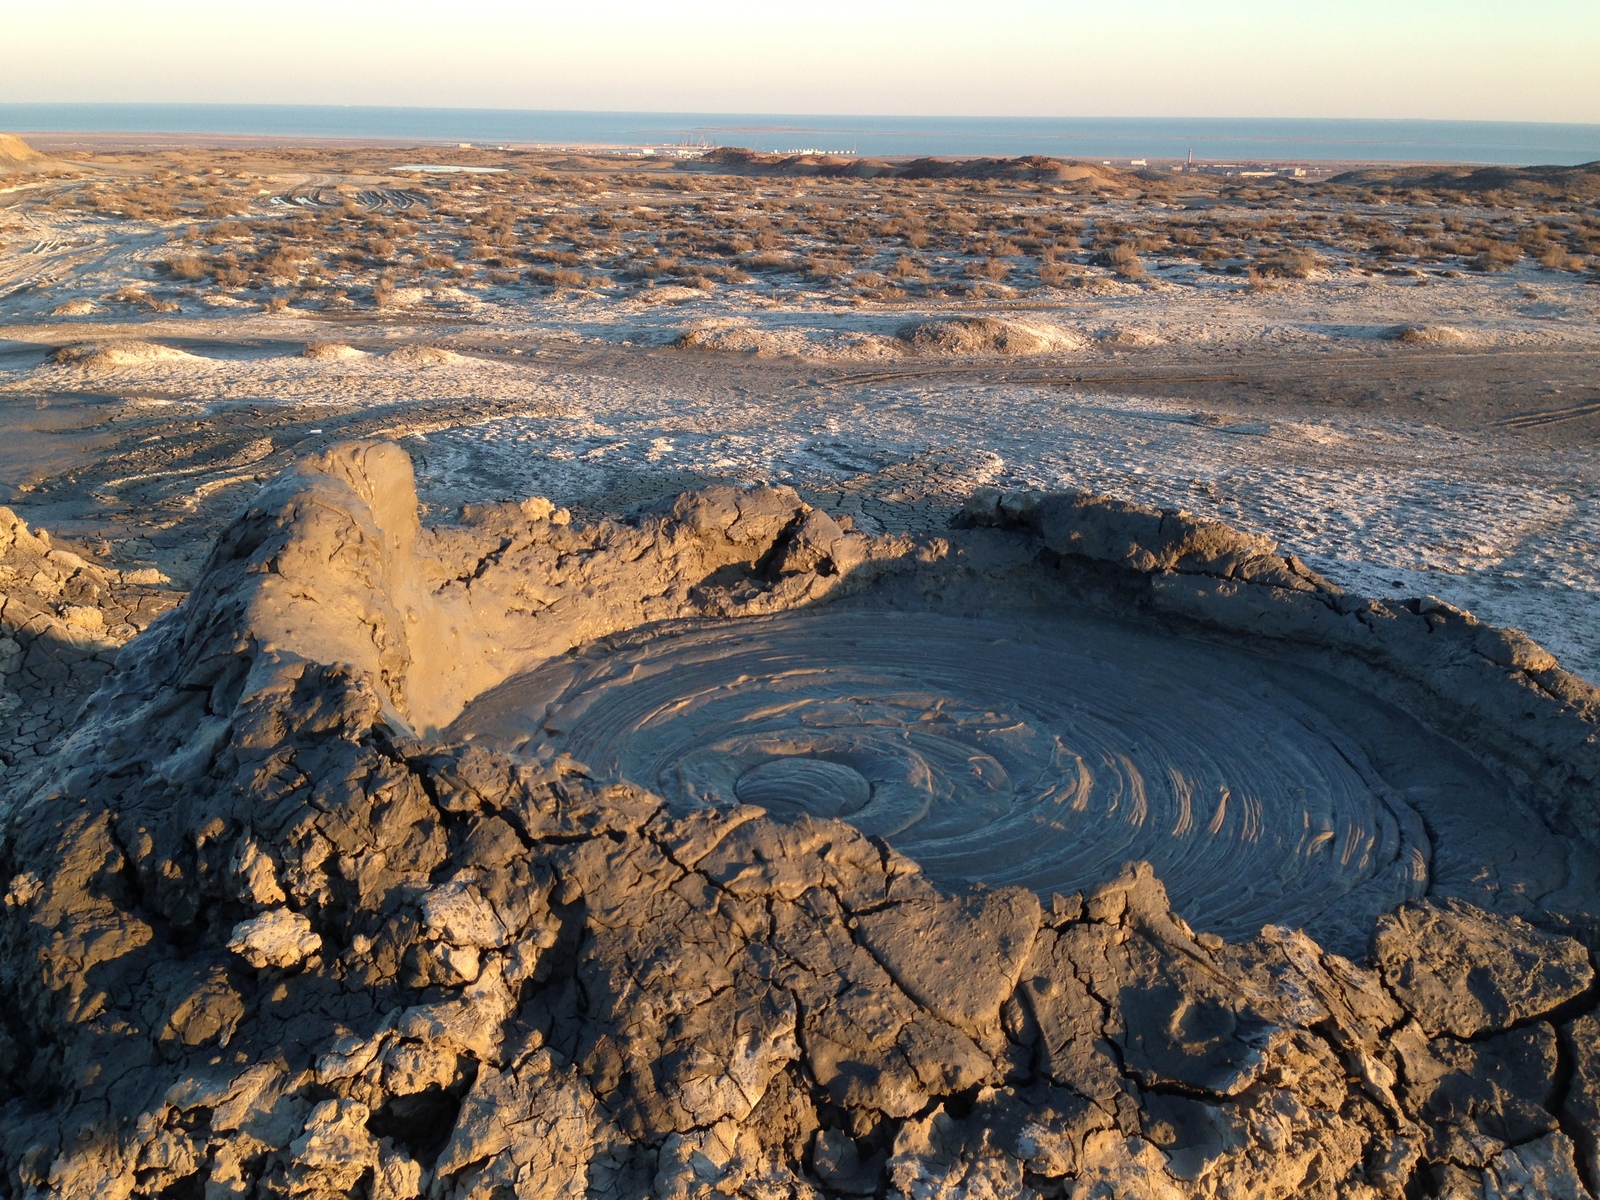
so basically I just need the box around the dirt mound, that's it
[673,324,809,357]
[302,340,368,361]
[49,340,199,368]
[898,316,1088,356]
[673,324,907,360]
[48,299,101,317]
[1095,324,1165,347]
[1384,323,1470,345]
[1,444,1597,1199]
[386,344,462,366]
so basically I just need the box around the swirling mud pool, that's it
[451,607,1585,948]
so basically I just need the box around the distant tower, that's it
[1187,147,1194,167]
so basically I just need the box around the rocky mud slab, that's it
[1,442,1598,1199]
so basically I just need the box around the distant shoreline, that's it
[0,131,1486,176]
[2,105,1596,165]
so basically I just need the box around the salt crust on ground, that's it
[1,443,1598,1199]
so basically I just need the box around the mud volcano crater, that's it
[4,441,1600,1199]
[454,608,1441,949]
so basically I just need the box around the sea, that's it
[2,104,1597,165]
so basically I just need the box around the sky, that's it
[4,0,1598,123]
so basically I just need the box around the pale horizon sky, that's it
[5,0,1598,124]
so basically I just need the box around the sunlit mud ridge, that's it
[2,442,1599,1199]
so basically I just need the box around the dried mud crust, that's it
[0,507,181,776]
[1,442,1599,1200]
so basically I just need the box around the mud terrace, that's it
[1,441,1598,1200]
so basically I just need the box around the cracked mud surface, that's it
[1,442,1598,1199]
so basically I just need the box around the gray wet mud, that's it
[451,605,1593,955]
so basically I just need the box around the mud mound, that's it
[899,316,1088,356]
[673,324,810,357]
[631,284,706,305]
[386,344,462,366]
[3,444,1599,1200]
[1095,324,1165,347]
[302,340,368,361]
[1384,323,1470,345]
[674,324,907,360]
[49,340,199,368]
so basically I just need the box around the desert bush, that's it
[260,249,308,279]
[1471,242,1521,271]
[1253,249,1323,279]
[1094,243,1144,279]
[528,266,588,288]
[1539,247,1587,271]
[888,254,928,281]
[743,251,797,273]
[1038,261,1073,287]
[967,257,1011,282]
[162,255,211,282]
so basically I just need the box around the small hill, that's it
[1328,161,1600,202]
[687,148,1144,191]
[693,147,894,179]
[893,155,1138,189]
[0,133,42,173]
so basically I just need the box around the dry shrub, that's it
[744,251,797,273]
[888,255,928,282]
[161,255,211,282]
[204,221,250,244]
[528,266,588,288]
[1539,247,1586,271]
[1038,261,1075,287]
[967,257,1010,282]
[1094,243,1144,279]
[804,256,847,279]
[1253,249,1324,279]
[1472,242,1521,271]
